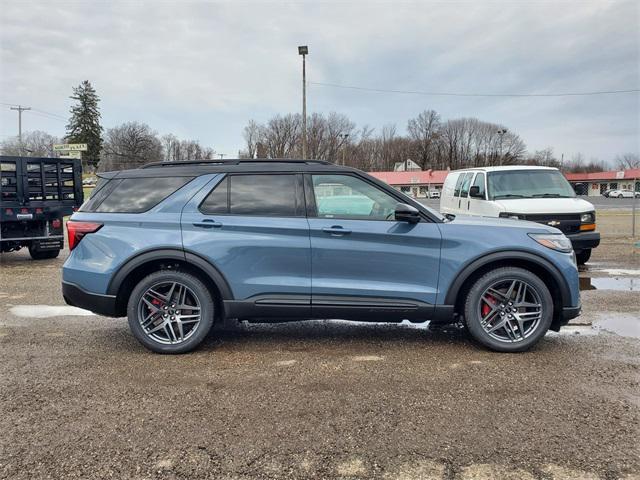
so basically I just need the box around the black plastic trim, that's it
[62,281,118,317]
[106,248,234,300]
[443,250,573,307]
[224,294,311,319]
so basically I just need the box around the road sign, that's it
[59,151,82,159]
[53,143,88,152]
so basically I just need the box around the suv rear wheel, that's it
[463,267,553,352]
[127,270,214,354]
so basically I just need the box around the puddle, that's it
[593,314,640,339]
[579,276,639,291]
[9,305,95,318]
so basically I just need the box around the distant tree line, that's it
[240,110,626,173]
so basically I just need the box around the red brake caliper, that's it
[482,294,496,318]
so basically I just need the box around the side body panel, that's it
[180,175,312,309]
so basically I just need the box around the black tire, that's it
[463,267,553,352]
[127,270,215,354]
[618,194,624,198]
[29,246,60,260]
[575,249,591,265]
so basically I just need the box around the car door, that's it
[305,173,442,321]
[181,173,311,317]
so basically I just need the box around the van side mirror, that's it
[394,203,420,224]
[469,186,484,199]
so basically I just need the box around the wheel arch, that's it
[444,251,571,330]
[107,248,233,318]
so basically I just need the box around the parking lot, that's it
[1,214,639,480]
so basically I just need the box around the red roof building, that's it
[369,168,640,198]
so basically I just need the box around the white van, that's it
[440,166,600,264]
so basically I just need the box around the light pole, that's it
[339,133,349,165]
[298,45,308,160]
[497,128,507,164]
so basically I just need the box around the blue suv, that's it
[62,159,581,353]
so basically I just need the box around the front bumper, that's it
[62,281,119,317]
[566,231,600,252]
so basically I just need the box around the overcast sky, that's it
[1,0,638,164]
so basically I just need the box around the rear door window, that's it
[200,174,299,217]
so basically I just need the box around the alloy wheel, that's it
[137,281,202,345]
[477,278,543,343]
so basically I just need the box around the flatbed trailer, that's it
[1,156,83,259]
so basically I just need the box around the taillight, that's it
[20,208,29,214]
[4,208,13,216]
[67,221,102,251]
[51,219,62,229]
[35,208,43,214]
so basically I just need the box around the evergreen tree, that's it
[66,80,103,170]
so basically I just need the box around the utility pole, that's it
[298,46,309,160]
[10,105,31,155]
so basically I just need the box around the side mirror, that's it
[395,203,420,224]
[469,186,484,199]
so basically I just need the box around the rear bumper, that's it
[566,231,600,252]
[62,281,119,317]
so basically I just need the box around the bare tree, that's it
[407,110,441,169]
[0,131,60,157]
[243,120,262,159]
[614,153,640,170]
[101,122,163,170]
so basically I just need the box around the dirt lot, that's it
[0,222,639,479]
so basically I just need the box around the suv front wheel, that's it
[127,270,215,354]
[463,267,553,352]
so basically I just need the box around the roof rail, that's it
[141,159,332,168]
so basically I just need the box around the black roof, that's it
[100,159,354,178]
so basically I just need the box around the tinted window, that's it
[312,174,399,221]
[85,177,193,213]
[453,174,465,197]
[230,175,297,216]
[460,173,473,198]
[471,173,485,198]
[200,177,228,214]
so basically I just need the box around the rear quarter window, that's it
[80,176,193,213]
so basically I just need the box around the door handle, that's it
[322,226,351,235]
[193,219,223,229]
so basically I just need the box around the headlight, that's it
[528,233,573,253]
[499,212,521,220]
[580,212,595,223]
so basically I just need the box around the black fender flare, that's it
[443,250,572,307]
[106,248,234,300]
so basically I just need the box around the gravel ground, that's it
[0,236,639,480]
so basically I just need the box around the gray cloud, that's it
[1,0,638,162]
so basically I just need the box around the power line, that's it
[309,81,640,98]
[32,108,67,120]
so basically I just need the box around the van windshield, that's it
[487,170,576,200]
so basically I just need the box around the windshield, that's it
[487,170,576,199]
